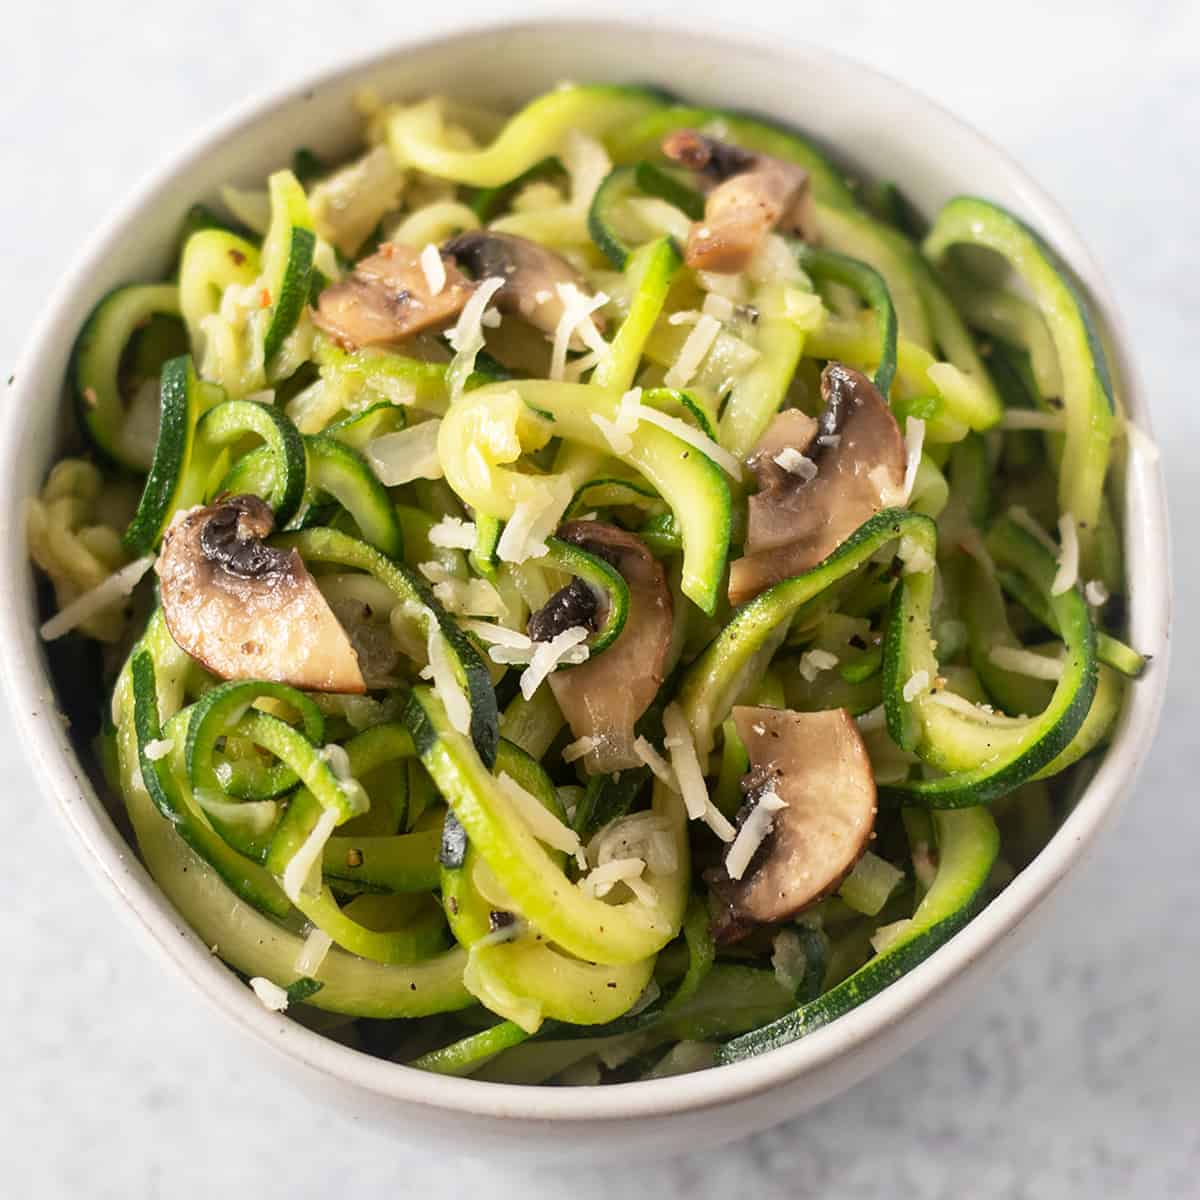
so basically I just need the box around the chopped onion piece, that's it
[365,420,443,486]
[988,645,1065,680]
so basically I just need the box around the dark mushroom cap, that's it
[662,130,817,273]
[444,230,603,340]
[157,495,365,693]
[709,704,877,942]
[729,363,906,606]
[541,520,672,773]
[313,242,475,350]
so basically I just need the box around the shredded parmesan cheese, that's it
[497,771,585,867]
[550,283,609,382]
[1084,579,1109,607]
[725,789,788,880]
[426,622,472,735]
[579,857,646,899]
[427,516,477,549]
[281,807,339,903]
[1051,512,1079,596]
[445,276,506,400]
[773,447,818,483]
[631,402,743,479]
[664,312,721,389]
[519,626,590,699]
[249,977,290,1012]
[295,928,333,976]
[419,243,446,296]
[633,736,679,792]
[898,535,936,575]
[902,669,931,702]
[39,554,154,641]
[561,735,599,763]
[662,703,736,842]
[989,645,1065,680]
[798,648,839,682]
[591,412,634,455]
[902,417,926,504]
[143,738,174,762]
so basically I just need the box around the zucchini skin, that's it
[716,807,999,1063]
[275,527,499,769]
[882,517,1098,808]
[122,355,219,554]
[72,283,182,471]
[924,196,1115,552]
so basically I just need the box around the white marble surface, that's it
[2,2,1197,1195]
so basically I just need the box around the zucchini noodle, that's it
[32,81,1143,1084]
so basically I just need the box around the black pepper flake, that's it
[488,910,515,933]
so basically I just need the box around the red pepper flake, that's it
[259,287,272,308]
[82,386,99,409]
[228,248,246,266]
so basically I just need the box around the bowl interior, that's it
[0,18,1170,1137]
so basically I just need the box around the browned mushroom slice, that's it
[157,495,366,693]
[708,705,876,942]
[530,521,672,774]
[728,363,906,606]
[662,129,817,274]
[443,230,605,341]
[313,242,475,350]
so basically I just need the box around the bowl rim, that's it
[0,14,1171,1124]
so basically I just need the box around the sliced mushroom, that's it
[708,705,876,942]
[530,521,672,774]
[157,495,366,693]
[313,241,475,350]
[662,129,818,273]
[728,363,906,606]
[444,231,604,341]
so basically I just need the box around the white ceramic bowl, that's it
[0,17,1170,1160]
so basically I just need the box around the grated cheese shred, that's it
[40,554,155,641]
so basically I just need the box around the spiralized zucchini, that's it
[33,82,1146,1084]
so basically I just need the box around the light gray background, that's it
[2,2,1196,1196]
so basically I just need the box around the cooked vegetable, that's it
[32,82,1144,1084]
[709,706,876,941]
[314,243,475,348]
[730,362,907,605]
[156,495,365,693]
